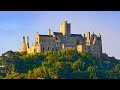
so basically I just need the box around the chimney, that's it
[48,29,51,35]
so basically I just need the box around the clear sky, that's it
[0,11,120,59]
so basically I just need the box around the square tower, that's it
[60,20,71,37]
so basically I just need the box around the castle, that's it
[18,19,102,58]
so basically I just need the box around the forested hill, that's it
[0,49,120,79]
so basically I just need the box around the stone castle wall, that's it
[19,20,102,58]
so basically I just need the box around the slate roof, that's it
[39,35,53,37]
[53,32,63,35]
[71,34,82,37]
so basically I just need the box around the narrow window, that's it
[52,48,54,51]
[48,47,49,51]
[77,41,79,44]
[34,49,36,53]
[43,47,44,52]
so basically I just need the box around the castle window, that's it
[52,48,54,51]
[56,43,58,45]
[77,41,79,44]
[48,47,49,51]
[43,47,44,52]
[34,49,36,52]
[36,42,38,44]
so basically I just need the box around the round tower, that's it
[19,36,27,52]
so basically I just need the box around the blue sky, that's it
[0,11,120,59]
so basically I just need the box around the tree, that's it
[27,70,33,79]
[87,66,96,74]
[86,66,97,79]
[89,73,97,79]
[5,72,20,79]
[113,64,120,74]
[72,58,85,70]
[48,68,59,79]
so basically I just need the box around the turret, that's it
[19,36,27,53]
[87,32,90,39]
[86,32,91,46]
[35,32,40,45]
[22,36,25,44]
[98,33,101,37]
[84,34,85,38]
[26,36,29,48]
[48,29,51,35]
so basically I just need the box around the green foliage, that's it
[87,66,96,74]
[113,64,120,74]
[0,49,119,79]
[71,58,85,70]
[5,72,21,79]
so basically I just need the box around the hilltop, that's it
[0,49,119,79]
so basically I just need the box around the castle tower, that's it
[84,34,85,38]
[48,29,51,35]
[86,32,91,46]
[35,32,40,45]
[60,19,71,37]
[98,33,102,56]
[22,36,25,44]
[19,36,27,52]
[87,32,90,39]
[90,32,102,58]
[26,36,29,49]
